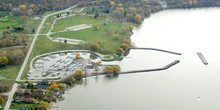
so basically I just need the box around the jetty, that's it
[197,52,208,65]
[128,47,182,55]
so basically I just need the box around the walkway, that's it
[43,7,88,45]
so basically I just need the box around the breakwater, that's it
[197,52,208,65]
[128,47,182,55]
[81,60,180,79]
[120,60,180,74]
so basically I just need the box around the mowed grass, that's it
[0,12,23,32]
[52,15,108,32]
[0,12,42,34]
[0,64,22,79]
[21,35,90,79]
[50,21,127,54]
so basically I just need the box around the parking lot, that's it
[28,51,106,80]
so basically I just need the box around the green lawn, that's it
[0,12,41,34]
[0,12,23,32]
[10,103,41,110]
[50,17,128,54]
[0,64,22,79]
[52,15,108,32]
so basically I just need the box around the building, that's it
[37,80,49,90]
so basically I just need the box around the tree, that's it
[96,61,101,66]
[127,25,134,32]
[49,82,57,89]
[75,69,84,78]
[75,53,80,59]
[120,43,129,50]
[19,5,27,11]
[64,39,67,43]
[58,84,65,91]
[0,57,9,67]
[113,66,120,73]
[113,34,120,40]
[116,48,124,56]
[40,100,51,110]
[123,39,131,45]
[135,14,142,24]
[0,96,4,104]
[110,1,115,6]
[106,66,113,74]
[89,43,100,52]
[46,23,50,27]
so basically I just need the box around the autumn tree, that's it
[106,66,113,74]
[58,84,65,91]
[116,48,124,56]
[120,43,129,50]
[89,43,100,52]
[75,53,81,59]
[49,82,57,89]
[75,69,84,78]
[113,66,120,73]
[46,23,50,27]
[135,14,142,24]
[113,34,120,40]
[123,39,131,45]
[40,100,51,110]
[0,96,4,104]
[0,57,9,67]
[110,1,115,6]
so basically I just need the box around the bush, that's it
[89,43,100,52]
[120,43,129,50]
[116,48,124,55]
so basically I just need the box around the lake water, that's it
[55,8,220,110]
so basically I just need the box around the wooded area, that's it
[0,32,30,68]
[0,0,84,16]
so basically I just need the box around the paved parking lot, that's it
[28,51,106,80]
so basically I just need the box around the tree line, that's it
[0,0,84,16]
[166,0,220,8]
[0,31,29,47]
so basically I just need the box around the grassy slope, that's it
[50,15,127,54]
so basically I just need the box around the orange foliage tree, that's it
[49,82,57,89]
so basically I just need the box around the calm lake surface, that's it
[55,8,220,110]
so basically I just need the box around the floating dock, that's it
[197,52,208,65]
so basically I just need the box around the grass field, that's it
[10,103,41,110]
[0,12,42,34]
[52,15,108,32]
[0,12,23,32]
[0,64,22,79]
